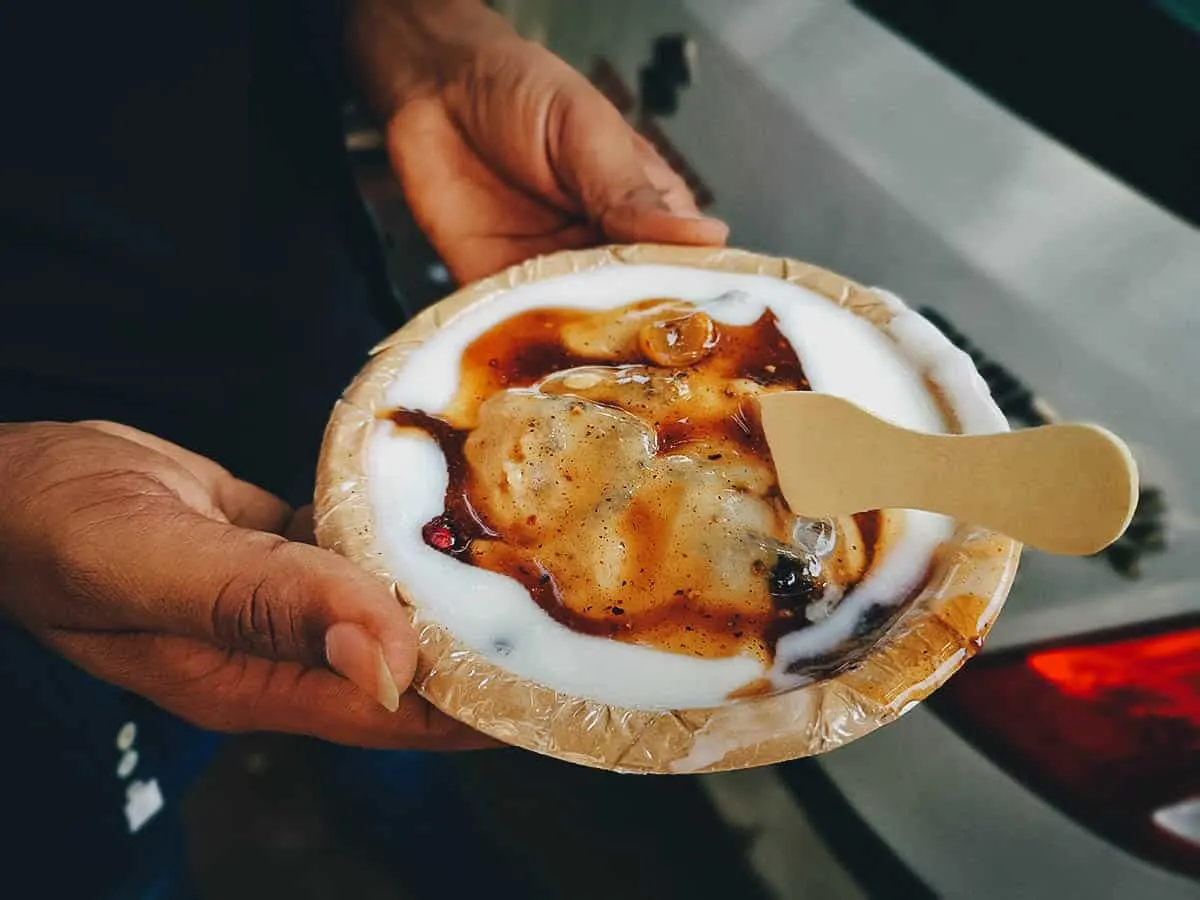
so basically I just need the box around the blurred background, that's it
[187,1,1199,897]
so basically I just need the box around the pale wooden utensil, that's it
[758,392,1139,556]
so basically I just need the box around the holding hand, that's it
[0,421,486,749]
[348,0,729,283]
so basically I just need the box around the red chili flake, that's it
[422,518,456,551]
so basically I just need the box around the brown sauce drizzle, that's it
[390,407,617,639]
[855,507,880,572]
[387,301,900,666]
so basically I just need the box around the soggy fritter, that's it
[387,298,884,667]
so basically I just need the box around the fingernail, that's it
[325,623,400,713]
[677,212,728,228]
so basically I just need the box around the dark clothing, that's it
[0,3,401,897]
[0,0,400,504]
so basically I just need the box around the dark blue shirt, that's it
[0,3,400,896]
[0,0,400,504]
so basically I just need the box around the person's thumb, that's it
[82,508,417,713]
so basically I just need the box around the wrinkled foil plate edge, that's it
[314,244,1021,774]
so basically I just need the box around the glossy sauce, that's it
[387,301,890,664]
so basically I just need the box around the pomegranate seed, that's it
[422,518,456,551]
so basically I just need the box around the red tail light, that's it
[929,618,1200,879]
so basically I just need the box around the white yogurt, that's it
[367,265,1005,709]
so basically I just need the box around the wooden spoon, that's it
[757,392,1139,556]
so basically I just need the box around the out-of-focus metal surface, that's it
[819,705,1200,900]
[699,768,870,900]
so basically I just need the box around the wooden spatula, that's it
[757,392,1139,556]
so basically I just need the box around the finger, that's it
[78,419,292,534]
[440,222,601,284]
[550,88,729,247]
[387,100,598,281]
[50,630,496,751]
[78,420,231,486]
[633,134,702,216]
[600,195,730,247]
[285,504,316,544]
[57,504,419,710]
[604,139,728,245]
[213,477,294,534]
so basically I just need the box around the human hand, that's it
[347,0,729,282]
[0,420,487,750]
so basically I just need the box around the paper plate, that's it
[315,244,1020,774]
